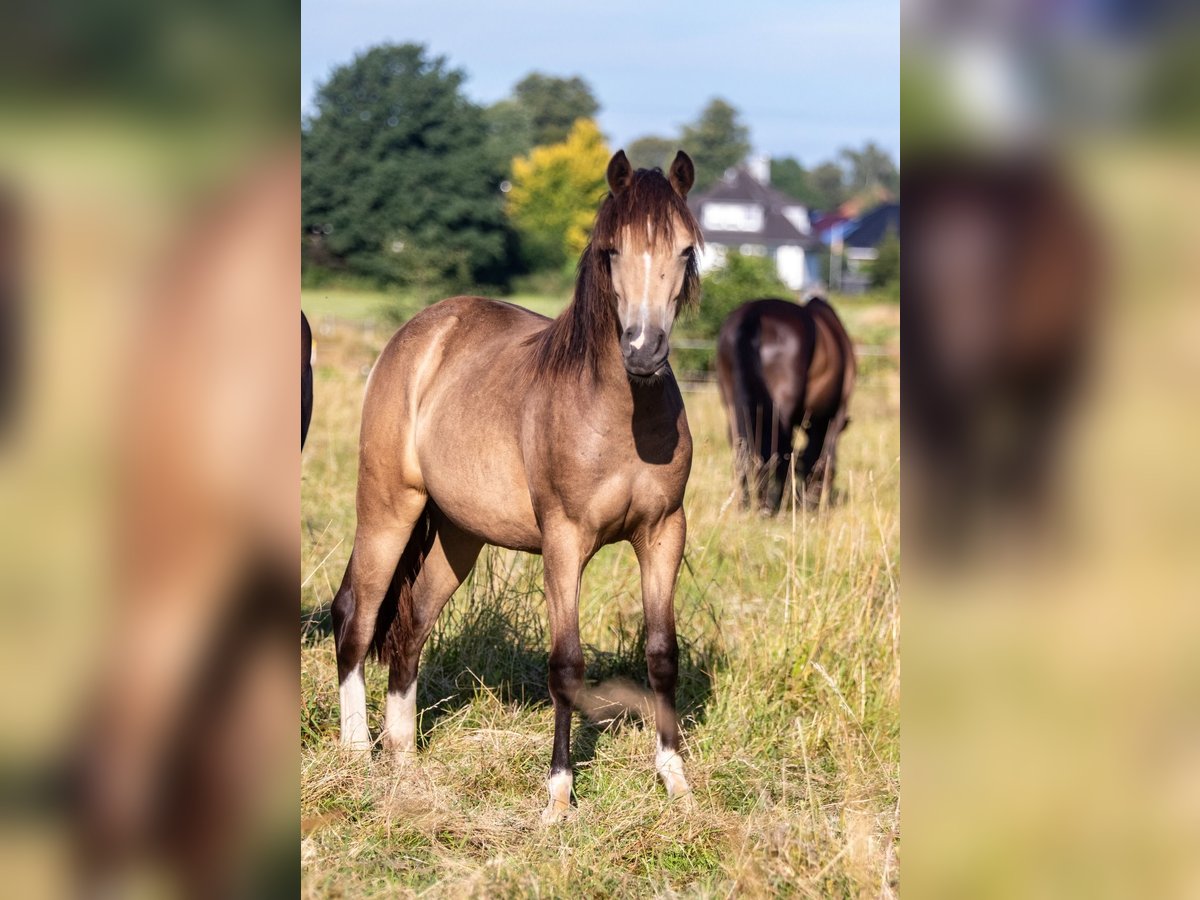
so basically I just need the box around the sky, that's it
[301,0,899,167]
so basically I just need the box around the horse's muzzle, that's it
[620,325,668,377]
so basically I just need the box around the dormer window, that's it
[701,202,764,233]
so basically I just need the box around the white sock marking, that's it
[385,681,417,753]
[340,664,371,750]
[542,770,574,823]
[655,736,691,797]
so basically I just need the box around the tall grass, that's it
[300,300,899,897]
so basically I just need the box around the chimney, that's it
[748,154,770,185]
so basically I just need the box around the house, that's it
[688,158,823,290]
[836,201,899,293]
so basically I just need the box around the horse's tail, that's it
[731,313,768,458]
[370,504,437,667]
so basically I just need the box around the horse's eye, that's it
[680,246,694,258]
[606,249,620,258]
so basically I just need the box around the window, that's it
[702,202,764,232]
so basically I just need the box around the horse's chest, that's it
[549,419,690,533]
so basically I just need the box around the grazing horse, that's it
[331,150,703,822]
[716,296,856,513]
[903,155,1098,556]
[301,310,313,448]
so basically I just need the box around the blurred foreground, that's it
[0,1,297,897]
[904,1,1200,895]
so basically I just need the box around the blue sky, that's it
[301,0,898,167]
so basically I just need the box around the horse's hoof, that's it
[389,747,417,768]
[339,739,372,758]
[539,800,572,826]
[670,789,697,812]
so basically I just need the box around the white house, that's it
[688,157,823,290]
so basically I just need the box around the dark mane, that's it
[526,167,703,382]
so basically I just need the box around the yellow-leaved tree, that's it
[507,118,610,272]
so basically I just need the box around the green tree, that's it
[484,99,534,175]
[512,73,600,147]
[840,141,899,195]
[302,43,511,289]
[626,135,676,171]
[681,98,751,192]
[770,156,817,205]
[808,161,849,212]
[507,119,611,271]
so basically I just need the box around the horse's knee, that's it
[548,647,584,704]
[645,633,678,690]
[331,581,355,654]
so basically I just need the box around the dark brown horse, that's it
[301,310,313,448]
[331,151,703,822]
[902,154,1099,557]
[716,296,856,512]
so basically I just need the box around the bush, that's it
[690,251,790,337]
[673,251,790,373]
[869,234,900,299]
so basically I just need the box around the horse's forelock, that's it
[591,168,703,255]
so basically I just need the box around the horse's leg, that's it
[633,509,693,804]
[748,401,774,511]
[383,512,482,762]
[800,417,831,508]
[540,526,587,824]
[332,490,426,752]
[764,416,794,514]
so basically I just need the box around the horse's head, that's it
[594,150,702,379]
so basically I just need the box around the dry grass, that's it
[300,297,900,897]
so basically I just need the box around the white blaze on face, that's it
[385,681,417,754]
[629,250,653,350]
[340,663,370,750]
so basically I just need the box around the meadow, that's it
[300,287,900,897]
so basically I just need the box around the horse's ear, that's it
[607,150,633,196]
[669,151,695,198]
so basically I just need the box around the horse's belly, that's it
[419,448,542,553]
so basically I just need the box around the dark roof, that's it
[690,167,822,249]
[691,166,806,209]
[842,202,899,249]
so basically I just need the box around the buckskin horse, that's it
[331,151,703,822]
[716,296,856,513]
[301,310,313,448]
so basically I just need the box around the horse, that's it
[716,296,856,513]
[301,310,313,448]
[902,154,1098,557]
[330,150,703,822]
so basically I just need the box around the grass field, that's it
[300,290,900,897]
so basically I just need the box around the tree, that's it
[770,156,817,205]
[840,141,899,196]
[681,98,751,192]
[512,73,600,147]
[484,99,534,176]
[507,119,611,272]
[808,161,849,212]
[626,135,676,171]
[302,44,511,289]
